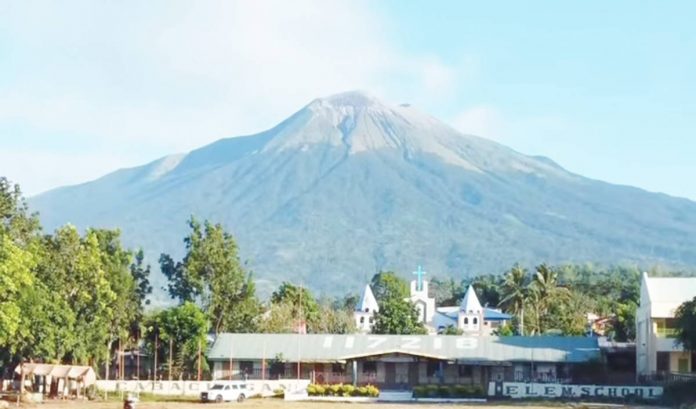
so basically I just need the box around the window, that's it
[464,317,469,325]
[332,363,345,374]
[473,317,478,325]
[240,384,247,390]
[360,317,365,324]
[362,361,377,373]
[224,385,231,390]
[240,361,254,375]
[369,317,374,324]
[231,385,238,390]
[458,365,473,377]
[657,352,670,372]
[427,361,440,377]
[365,308,370,312]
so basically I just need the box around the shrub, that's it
[329,384,342,396]
[365,384,380,397]
[438,385,451,397]
[663,380,696,405]
[412,385,426,398]
[341,384,355,397]
[306,384,317,396]
[307,383,379,398]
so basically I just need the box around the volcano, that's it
[30,91,696,296]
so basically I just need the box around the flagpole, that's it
[229,340,233,381]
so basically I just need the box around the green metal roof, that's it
[208,334,599,363]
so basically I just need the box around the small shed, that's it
[14,363,96,397]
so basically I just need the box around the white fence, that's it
[95,379,310,397]
[489,382,663,400]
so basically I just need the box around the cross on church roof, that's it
[413,265,427,292]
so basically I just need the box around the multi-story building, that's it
[636,272,696,378]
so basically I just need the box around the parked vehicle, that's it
[200,382,248,403]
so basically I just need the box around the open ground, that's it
[14,400,656,409]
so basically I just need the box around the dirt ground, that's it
[13,399,645,409]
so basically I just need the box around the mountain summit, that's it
[31,91,696,295]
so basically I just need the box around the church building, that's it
[355,266,512,335]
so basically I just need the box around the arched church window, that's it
[360,317,365,324]
[464,317,468,325]
[365,308,370,312]
[473,317,478,325]
[369,317,374,324]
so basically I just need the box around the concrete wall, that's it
[95,379,310,397]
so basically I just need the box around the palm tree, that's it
[530,264,570,334]
[499,265,529,335]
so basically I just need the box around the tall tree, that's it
[160,217,259,334]
[0,234,35,347]
[131,248,153,310]
[370,271,409,302]
[674,296,696,352]
[499,265,529,335]
[372,297,427,335]
[148,302,210,379]
[271,282,319,325]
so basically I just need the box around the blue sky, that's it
[1,1,694,200]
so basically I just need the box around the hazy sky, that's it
[1,1,694,200]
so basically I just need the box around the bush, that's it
[438,385,451,397]
[307,384,317,396]
[341,384,355,397]
[412,385,426,398]
[329,384,342,396]
[365,384,380,397]
[306,383,379,398]
[663,380,696,405]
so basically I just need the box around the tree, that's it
[674,296,696,352]
[468,274,502,307]
[160,217,259,334]
[528,264,571,334]
[499,265,528,335]
[372,297,427,335]
[370,271,409,302]
[131,248,153,310]
[271,282,319,326]
[148,302,210,379]
[0,234,35,347]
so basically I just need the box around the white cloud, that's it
[0,0,469,194]
[452,106,505,140]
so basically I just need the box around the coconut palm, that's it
[499,265,529,335]
[530,264,570,334]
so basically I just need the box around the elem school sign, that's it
[498,382,663,399]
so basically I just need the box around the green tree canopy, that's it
[370,271,409,302]
[674,296,696,351]
[372,297,427,335]
[160,217,260,333]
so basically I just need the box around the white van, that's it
[200,382,249,403]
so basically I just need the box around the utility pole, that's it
[153,331,158,381]
[168,338,173,381]
[197,340,202,381]
[136,330,140,380]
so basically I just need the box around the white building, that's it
[355,267,512,335]
[636,272,696,378]
[354,284,379,333]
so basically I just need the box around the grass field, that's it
[21,399,649,409]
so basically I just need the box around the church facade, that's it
[355,267,512,335]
